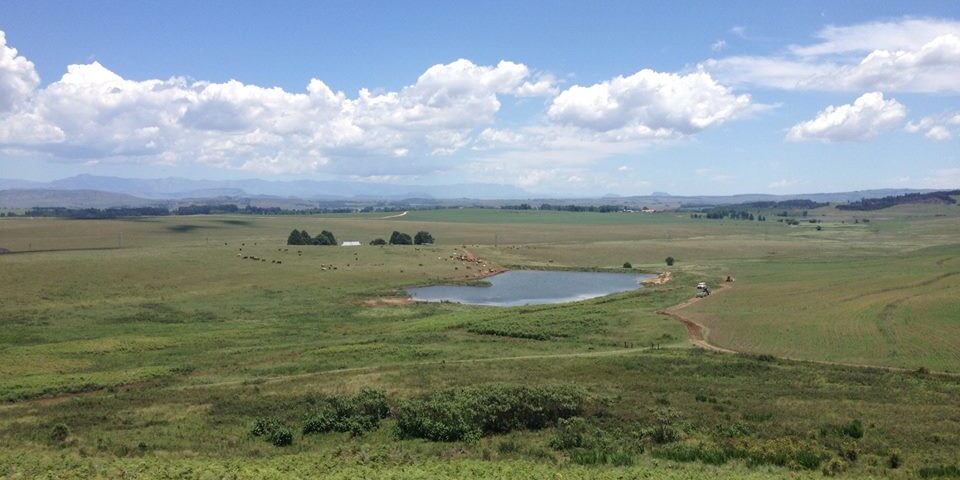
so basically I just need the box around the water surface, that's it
[407,270,654,306]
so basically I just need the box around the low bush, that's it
[49,424,70,444]
[888,449,903,469]
[550,417,589,450]
[395,384,592,442]
[302,387,389,437]
[645,407,683,444]
[250,417,293,447]
[820,419,863,439]
[822,456,849,476]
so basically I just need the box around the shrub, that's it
[821,419,863,439]
[888,449,903,469]
[665,256,675,266]
[622,262,632,269]
[370,238,386,245]
[550,417,588,450]
[302,388,390,437]
[646,407,683,444]
[841,419,864,439]
[822,456,849,476]
[715,421,751,438]
[268,426,293,446]
[251,417,293,447]
[395,384,592,442]
[49,423,70,444]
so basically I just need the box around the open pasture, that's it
[1,205,959,478]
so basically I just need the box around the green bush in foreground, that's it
[302,387,390,437]
[395,384,592,441]
[251,417,293,447]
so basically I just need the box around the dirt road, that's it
[658,282,738,353]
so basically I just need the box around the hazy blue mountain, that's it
[19,174,532,200]
[0,189,161,209]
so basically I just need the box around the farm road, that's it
[380,211,408,219]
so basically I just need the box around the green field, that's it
[1,207,959,479]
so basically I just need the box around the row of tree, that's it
[287,229,337,245]
[502,203,626,212]
[373,231,434,245]
[287,229,435,246]
[691,210,767,221]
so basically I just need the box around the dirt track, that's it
[658,282,738,353]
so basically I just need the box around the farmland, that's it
[1,205,959,479]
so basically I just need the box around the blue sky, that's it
[1,0,958,195]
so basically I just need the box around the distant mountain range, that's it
[0,175,942,210]
[0,175,531,200]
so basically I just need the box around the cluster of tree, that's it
[243,206,356,215]
[691,210,766,221]
[837,190,960,211]
[502,203,626,213]
[381,230,434,245]
[8,206,172,219]
[287,229,337,245]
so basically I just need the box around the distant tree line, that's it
[836,190,960,211]
[501,203,627,213]
[735,200,827,210]
[5,206,172,219]
[691,209,765,221]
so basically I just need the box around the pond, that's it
[407,270,655,306]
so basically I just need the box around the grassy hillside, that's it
[1,206,959,478]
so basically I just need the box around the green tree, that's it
[622,262,632,269]
[369,238,386,245]
[389,231,413,245]
[287,229,304,245]
[300,230,312,244]
[313,230,337,246]
[665,256,675,266]
[414,231,435,245]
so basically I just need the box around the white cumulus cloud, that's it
[0,31,39,112]
[905,112,959,142]
[547,69,751,139]
[786,92,905,142]
[704,18,960,93]
[0,36,557,174]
